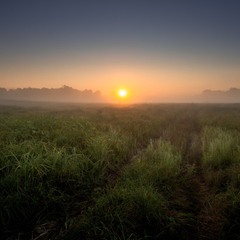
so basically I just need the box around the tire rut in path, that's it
[181,132,223,240]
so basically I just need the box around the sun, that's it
[118,89,128,98]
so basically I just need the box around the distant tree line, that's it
[201,88,240,103]
[0,85,103,103]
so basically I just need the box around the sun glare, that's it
[118,89,128,98]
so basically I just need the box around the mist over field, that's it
[1,103,240,240]
[1,86,240,103]
[200,88,240,103]
[1,1,240,239]
[0,85,103,103]
[1,2,240,102]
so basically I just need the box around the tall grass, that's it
[202,127,237,170]
[64,139,194,240]
[201,126,240,192]
[0,115,133,238]
[123,140,181,189]
[201,126,240,238]
[1,103,240,239]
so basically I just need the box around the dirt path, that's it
[60,116,226,240]
[181,130,223,240]
[195,162,224,240]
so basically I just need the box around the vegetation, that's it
[0,103,240,239]
[201,126,240,239]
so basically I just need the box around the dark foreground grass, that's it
[0,115,134,239]
[1,103,240,239]
[201,126,240,239]
[62,140,195,240]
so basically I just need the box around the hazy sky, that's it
[0,0,240,102]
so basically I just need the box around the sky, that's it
[0,0,240,102]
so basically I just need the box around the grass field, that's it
[1,103,240,240]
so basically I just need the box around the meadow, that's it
[0,102,240,240]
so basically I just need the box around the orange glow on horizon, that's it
[112,87,131,103]
[1,59,239,103]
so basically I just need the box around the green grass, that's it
[0,115,134,238]
[64,140,194,240]
[1,103,240,239]
[201,126,240,239]
[202,127,238,170]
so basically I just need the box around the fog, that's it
[0,85,103,103]
[0,85,240,104]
